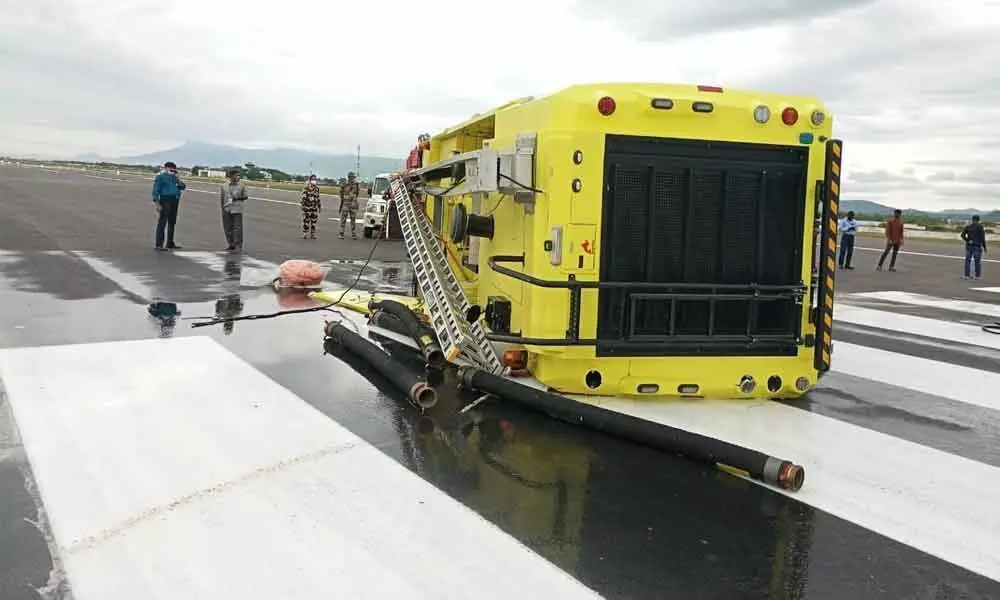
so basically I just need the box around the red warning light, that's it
[781,107,799,126]
[597,96,616,116]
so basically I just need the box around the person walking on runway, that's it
[876,209,904,272]
[219,168,248,252]
[300,175,322,239]
[151,161,187,251]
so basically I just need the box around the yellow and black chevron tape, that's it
[815,139,843,372]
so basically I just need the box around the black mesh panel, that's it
[596,135,808,357]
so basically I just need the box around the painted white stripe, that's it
[83,174,130,182]
[589,395,1000,582]
[172,251,279,288]
[973,287,1000,294]
[834,303,1000,350]
[184,187,299,206]
[240,256,283,271]
[173,250,234,271]
[831,341,1000,412]
[0,337,600,600]
[849,291,1000,319]
[188,252,292,288]
[69,251,154,301]
[856,246,1000,264]
[835,322,1000,362]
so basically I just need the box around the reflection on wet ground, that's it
[0,384,59,600]
[2,249,1000,599]
[322,339,999,599]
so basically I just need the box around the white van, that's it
[362,173,391,238]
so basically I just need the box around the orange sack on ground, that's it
[278,259,325,287]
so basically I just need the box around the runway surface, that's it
[1,165,999,599]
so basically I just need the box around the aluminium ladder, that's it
[388,175,505,375]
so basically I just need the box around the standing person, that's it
[300,175,322,239]
[151,161,187,251]
[339,171,360,240]
[406,133,430,170]
[876,209,904,272]
[219,168,248,252]
[838,210,858,269]
[961,215,988,280]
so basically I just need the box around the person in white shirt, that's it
[838,210,858,269]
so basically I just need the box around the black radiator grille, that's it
[596,135,808,357]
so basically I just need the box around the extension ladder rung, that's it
[389,176,503,374]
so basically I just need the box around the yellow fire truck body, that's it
[413,83,842,399]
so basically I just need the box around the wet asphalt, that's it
[2,165,999,599]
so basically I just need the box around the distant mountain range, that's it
[78,141,404,180]
[840,199,1000,221]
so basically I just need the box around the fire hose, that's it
[457,366,806,492]
[324,321,437,409]
[368,299,445,368]
[332,310,806,491]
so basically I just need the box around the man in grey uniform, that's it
[220,168,249,252]
[339,171,360,240]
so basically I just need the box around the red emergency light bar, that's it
[697,85,724,93]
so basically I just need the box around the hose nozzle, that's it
[764,457,805,491]
[409,382,438,409]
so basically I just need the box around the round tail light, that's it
[753,105,770,124]
[597,96,616,116]
[781,107,799,126]
[810,110,826,126]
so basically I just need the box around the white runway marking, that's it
[830,341,1000,412]
[0,337,602,600]
[834,303,1000,350]
[69,251,154,301]
[855,246,1000,264]
[184,188,299,206]
[849,291,1000,319]
[592,395,1000,583]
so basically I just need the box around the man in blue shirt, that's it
[837,210,858,269]
[151,161,187,250]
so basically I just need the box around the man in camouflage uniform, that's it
[300,175,322,239]
[339,171,360,240]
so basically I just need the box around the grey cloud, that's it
[850,170,923,185]
[926,171,957,182]
[747,5,1000,109]
[927,185,1000,203]
[846,167,999,209]
[963,169,1000,185]
[570,0,877,38]
[0,0,471,157]
[3,0,1000,216]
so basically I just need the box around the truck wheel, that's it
[363,227,373,239]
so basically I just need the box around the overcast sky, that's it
[1,0,998,209]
